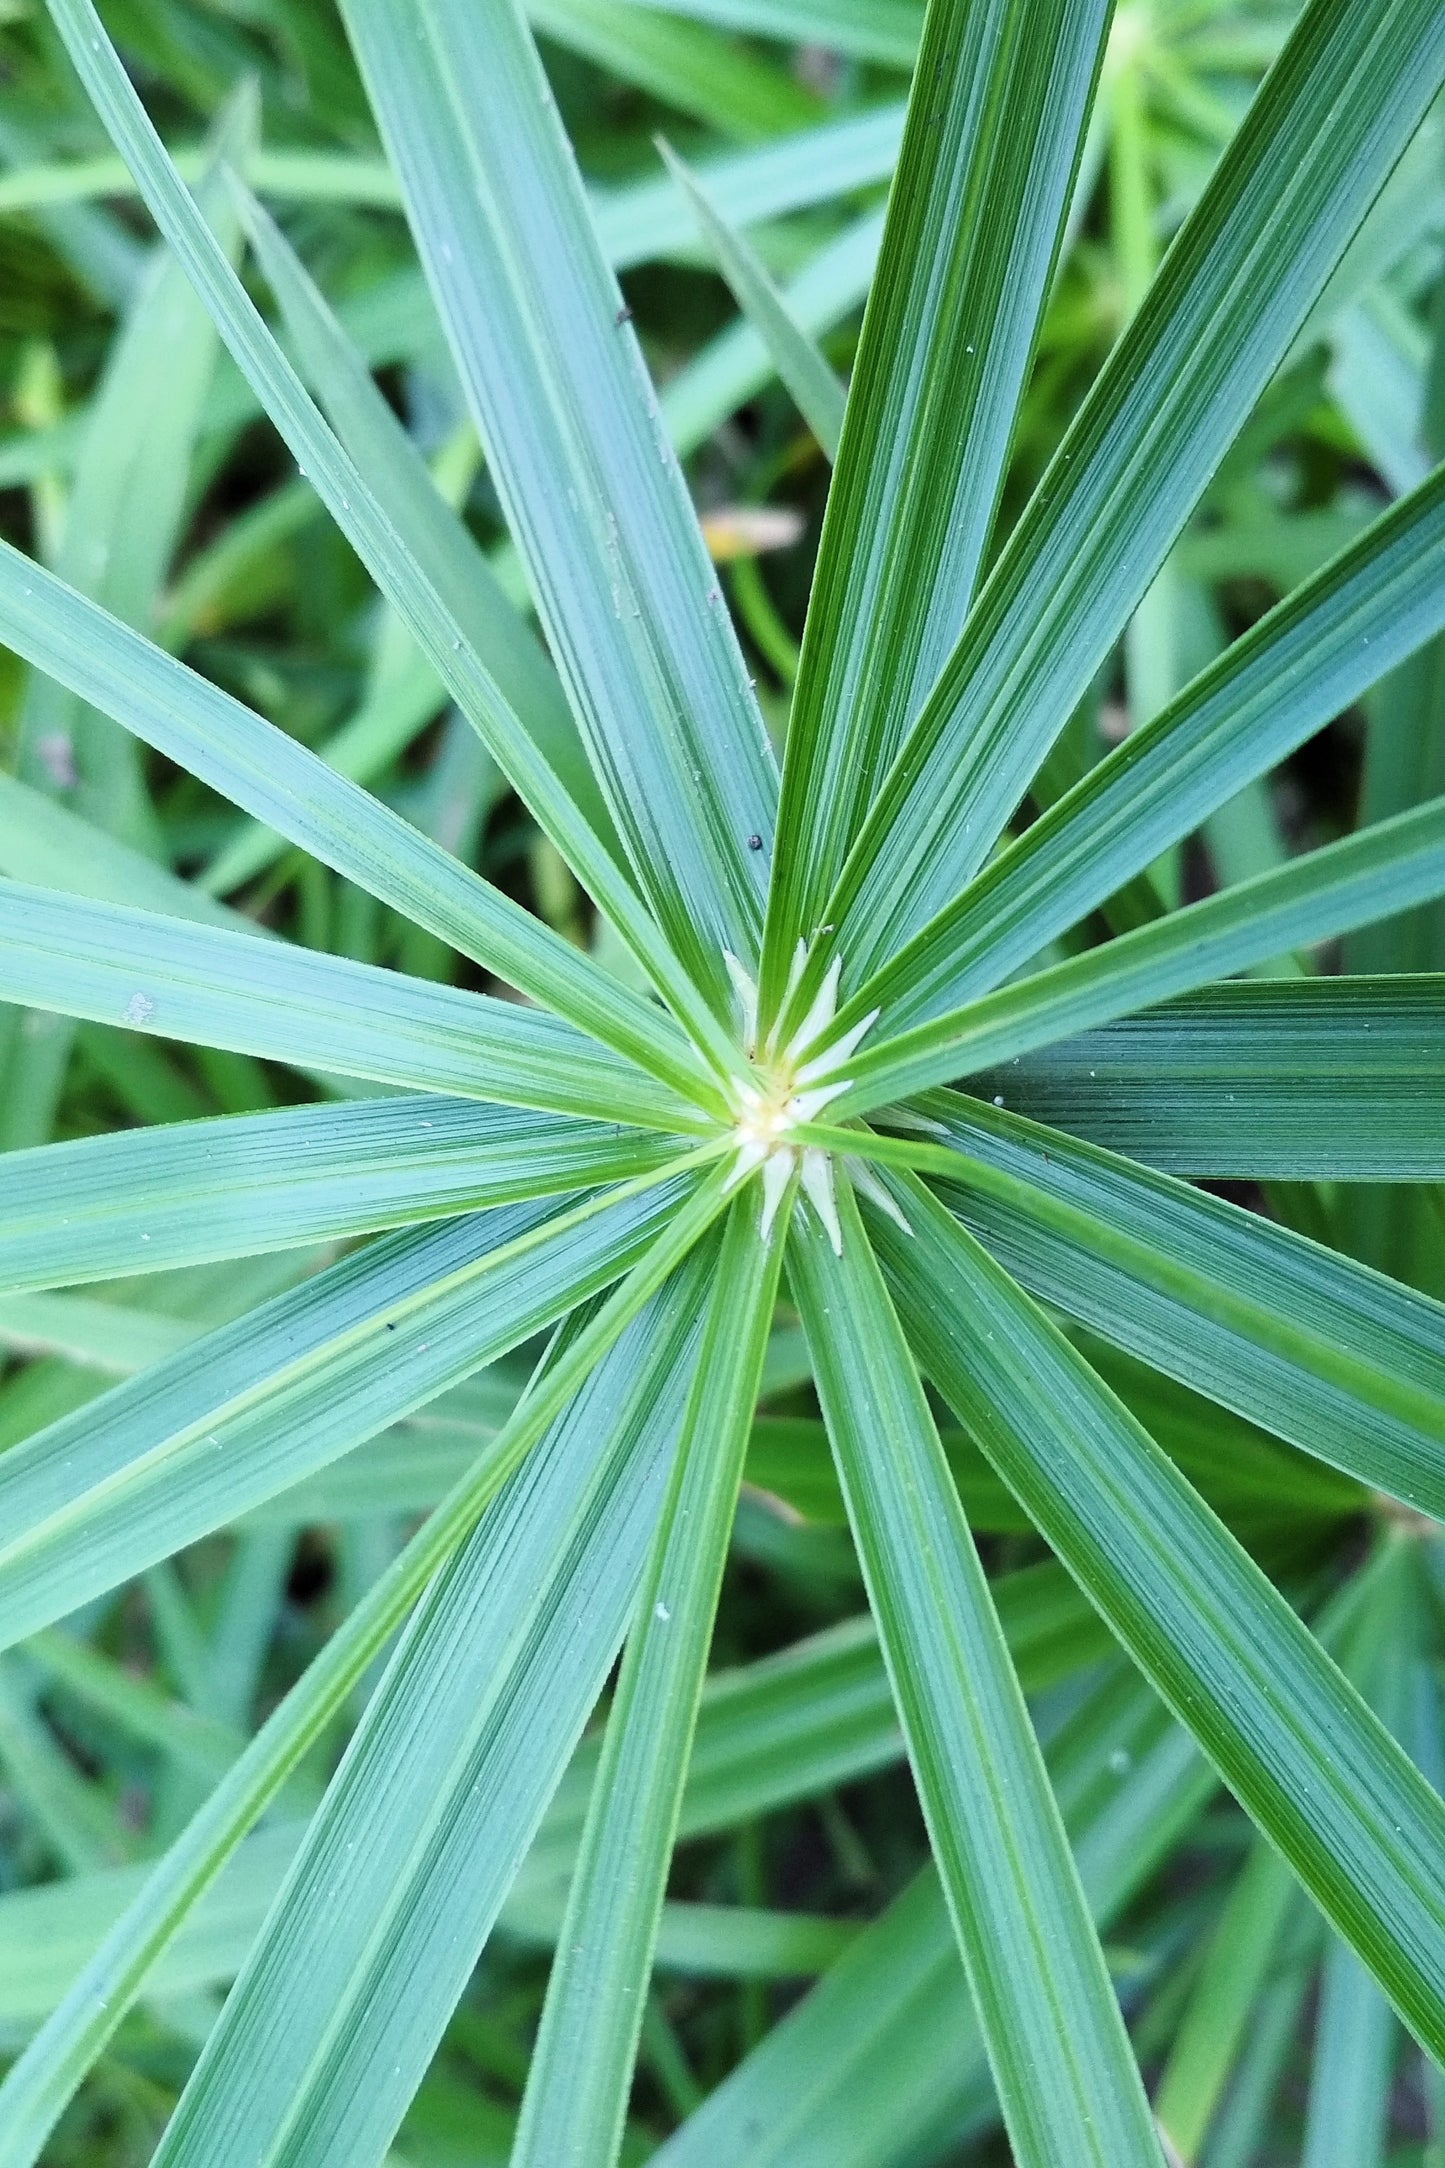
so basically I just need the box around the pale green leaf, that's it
[0,1097,677,1295]
[812,1098,1445,1519]
[148,1247,717,2168]
[0,1170,704,1652]
[857,460,1445,1031]
[965,978,1445,1179]
[660,141,847,458]
[0,880,702,1129]
[838,798,1445,1112]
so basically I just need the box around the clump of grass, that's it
[0,1,1443,2164]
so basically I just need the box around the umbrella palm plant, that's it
[0,0,1444,2161]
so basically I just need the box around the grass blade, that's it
[339,0,778,1010]
[860,460,1445,1030]
[0,97,251,1150]
[825,0,1445,983]
[759,0,1110,1016]
[232,182,619,859]
[1304,1939,1396,2168]
[660,141,847,458]
[513,1188,786,2167]
[657,1667,1208,2168]
[623,0,924,65]
[596,102,905,268]
[1155,1839,1299,2160]
[836,797,1445,1112]
[0,769,240,928]
[0,1098,679,1294]
[12,95,251,856]
[662,208,882,464]
[1299,1559,1415,2168]
[39,0,730,1073]
[791,1188,1163,2168]
[0,1168,708,1652]
[812,1097,1445,1519]
[0,1180,734,2168]
[1152,1560,1385,2159]
[875,1175,1445,2057]
[965,978,1445,1179]
[0,880,703,1129]
[147,1245,719,2168]
[0,539,715,1109]
[529,0,822,138]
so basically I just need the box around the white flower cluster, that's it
[721,946,904,1251]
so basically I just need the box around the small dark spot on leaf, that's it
[748,833,763,850]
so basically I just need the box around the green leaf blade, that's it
[661,141,847,459]
[0,1173,702,1652]
[0,538,714,1110]
[821,1097,1445,1520]
[149,1250,715,2168]
[0,1097,680,1294]
[839,798,1445,1112]
[340,0,777,1006]
[791,1188,1163,2168]
[0,880,703,1130]
[965,978,1445,1178]
[830,0,1445,980]
[760,0,1111,1014]
[862,460,1445,1032]
[513,1188,786,2168]
[877,1176,1445,2058]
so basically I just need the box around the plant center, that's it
[719,947,881,1250]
